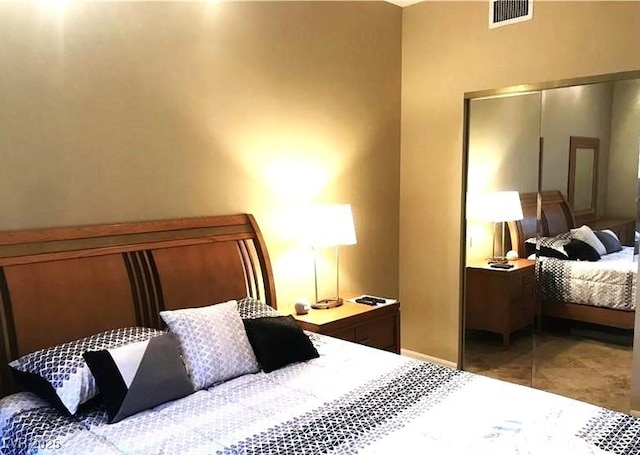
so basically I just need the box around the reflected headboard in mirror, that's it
[0,213,276,397]
[507,190,576,258]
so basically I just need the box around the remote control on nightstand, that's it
[490,263,514,269]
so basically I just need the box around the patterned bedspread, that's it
[539,247,637,311]
[2,334,640,454]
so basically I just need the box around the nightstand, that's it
[465,259,536,348]
[282,296,400,354]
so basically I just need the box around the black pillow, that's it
[594,230,623,254]
[83,333,193,423]
[564,239,601,261]
[243,315,319,373]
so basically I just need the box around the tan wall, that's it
[0,2,402,307]
[401,1,640,362]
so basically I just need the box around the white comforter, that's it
[539,246,637,310]
[1,334,636,454]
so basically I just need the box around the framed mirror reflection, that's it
[568,136,599,223]
[462,71,640,413]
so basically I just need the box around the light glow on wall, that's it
[39,0,70,12]
[466,151,499,191]
[228,130,348,207]
[263,158,330,205]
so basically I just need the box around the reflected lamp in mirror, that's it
[476,191,524,264]
[298,204,357,309]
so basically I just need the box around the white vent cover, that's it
[489,0,533,28]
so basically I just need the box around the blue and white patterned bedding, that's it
[2,333,639,454]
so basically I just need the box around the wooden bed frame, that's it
[0,214,276,398]
[508,190,635,330]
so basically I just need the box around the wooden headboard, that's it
[0,214,275,397]
[508,190,576,257]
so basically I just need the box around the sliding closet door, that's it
[533,80,640,413]
[462,92,542,387]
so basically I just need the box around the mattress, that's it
[2,333,639,455]
[539,246,637,311]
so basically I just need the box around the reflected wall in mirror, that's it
[463,74,640,414]
[568,136,599,222]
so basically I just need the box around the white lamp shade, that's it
[298,204,357,248]
[473,191,524,222]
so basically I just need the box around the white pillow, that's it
[570,225,607,256]
[160,300,259,390]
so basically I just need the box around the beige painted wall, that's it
[607,80,640,218]
[0,2,402,308]
[401,1,640,362]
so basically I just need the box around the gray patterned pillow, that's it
[237,297,281,320]
[9,327,163,415]
[160,300,260,390]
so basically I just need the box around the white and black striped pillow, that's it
[83,333,193,423]
[594,229,623,254]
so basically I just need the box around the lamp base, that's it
[311,297,344,309]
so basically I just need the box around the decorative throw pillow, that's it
[237,297,281,320]
[83,333,193,423]
[570,225,607,256]
[524,236,570,260]
[9,327,163,415]
[564,239,601,261]
[594,230,623,254]
[243,316,319,373]
[159,300,259,390]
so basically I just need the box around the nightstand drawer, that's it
[287,299,401,354]
[355,315,396,350]
[509,271,535,300]
[328,327,356,342]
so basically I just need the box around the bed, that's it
[508,191,636,329]
[1,213,640,454]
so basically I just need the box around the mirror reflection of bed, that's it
[463,74,640,414]
[516,191,635,410]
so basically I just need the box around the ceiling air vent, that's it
[489,0,533,29]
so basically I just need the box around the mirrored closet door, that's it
[462,73,640,414]
[463,90,541,387]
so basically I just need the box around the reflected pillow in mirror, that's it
[524,236,570,260]
[570,225,607,256]
[594,230,623,255]
[564,239,601,262]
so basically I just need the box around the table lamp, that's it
[477,191,524,264]
[301,204,357,309]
